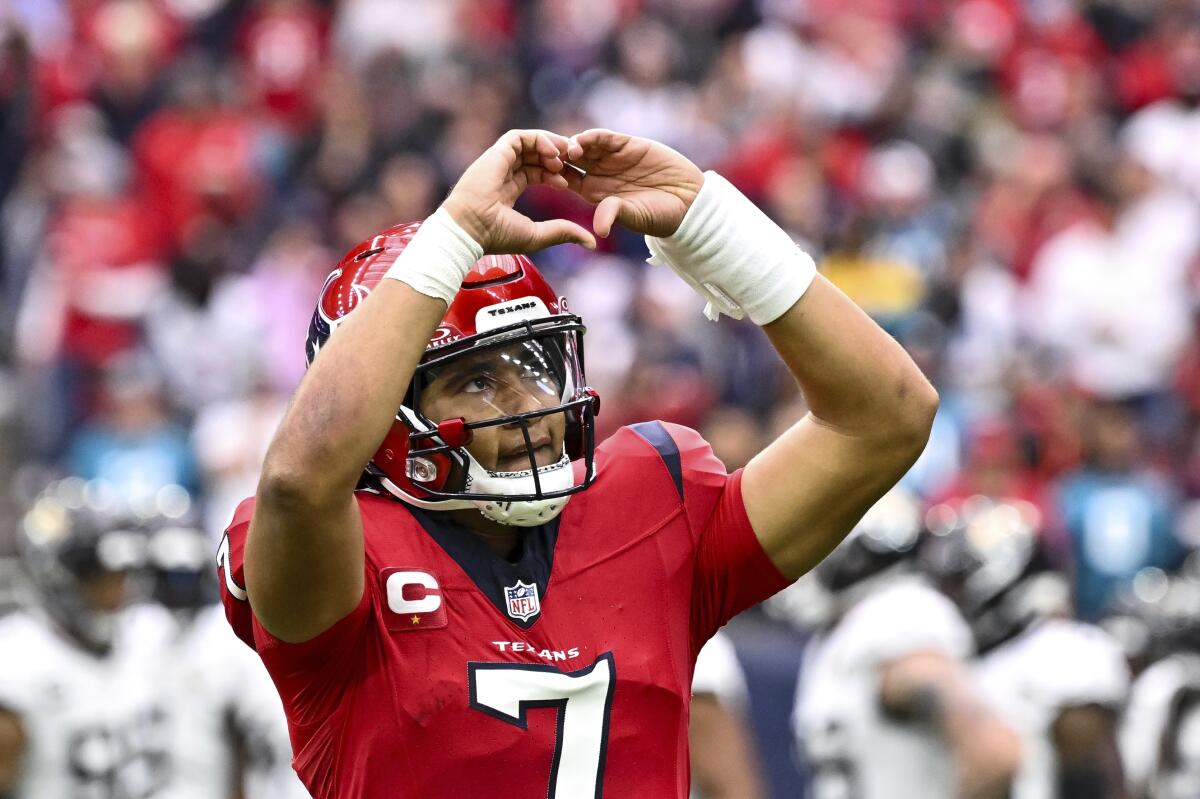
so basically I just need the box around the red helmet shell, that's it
[310,221,563,361]
[305,221,578,503]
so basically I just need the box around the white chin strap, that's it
[379,448,577,527]
[467,451,576,526]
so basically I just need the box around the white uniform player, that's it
[0,604,175,798]
[142,518,308,798]
[1164,701,1200,798]
[1121,653,1200,799]
[975,618,1130,799]
[690,631,762,799]
[692,631,750,712]
[156,604,309,799]
[793,575,974,799]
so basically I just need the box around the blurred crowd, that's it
[2,0,1200,795]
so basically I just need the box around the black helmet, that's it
[815,488,923,594]
[920,497,1067,653]
[1102,557,1200,665]
[18,479,146,654]
[144,515,215,614]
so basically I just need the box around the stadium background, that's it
[1,0,1199,794]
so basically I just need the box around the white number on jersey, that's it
[468,653,616,799]
[68,705,171,796]
[216,533,247,601]
[805,718,860,799]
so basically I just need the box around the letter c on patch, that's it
[386,571,442,614]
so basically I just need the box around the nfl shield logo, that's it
[504,580,541,622]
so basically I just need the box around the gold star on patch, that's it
[410,615,421,625]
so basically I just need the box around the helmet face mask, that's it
[20,491,146,655]
[146,522,216,614]
[307,223,601,527]
[814,488,922,596]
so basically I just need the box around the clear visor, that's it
[416,334,571,423]
[397,320,595,498]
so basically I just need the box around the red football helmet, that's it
[305,222,600,526]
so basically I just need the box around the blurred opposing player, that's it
[789,489,1020,799]
[1118,561,1200,799]
[690,631,765,799]
[0,482,172,798]
[143,517,308,798]
[922,498,1130,799]
[218,128,938,797]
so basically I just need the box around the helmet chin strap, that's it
[380,447,578,527]
[468,451,576,527]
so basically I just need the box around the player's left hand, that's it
[562,129,705,239]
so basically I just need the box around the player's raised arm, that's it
[563,129,937,580]
[246,130,596,643]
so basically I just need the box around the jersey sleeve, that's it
[622,423,791,653]
[216,496,375,743]
[216,497,259,650]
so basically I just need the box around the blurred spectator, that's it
[333,0,462,69]
[702,406,764,472]
[583,19,699,153]
[64,353,198,506]
[131,53,266,248]
[1057,400,1185,620]
[235,0,327,135]
[929,417,1064,562]
[192,384,285,542]
[1022,153,1199,400]
[1,0,1200,792]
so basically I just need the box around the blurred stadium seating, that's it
[2,0,1200,796]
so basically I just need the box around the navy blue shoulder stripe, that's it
[630,421,684,501]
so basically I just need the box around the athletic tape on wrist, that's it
[383,207,484,305]
[645,171,816,325]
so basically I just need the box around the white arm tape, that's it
[645,171,817,324]
[383,206,484,305]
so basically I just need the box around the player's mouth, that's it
[496,436,555,471]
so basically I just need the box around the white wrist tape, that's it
[645,171,817,325]
[383,206,484,305]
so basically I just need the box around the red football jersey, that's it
[217,422,790,798]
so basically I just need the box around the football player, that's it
[217,128,939,796]
[922,498,1130,799]
[790,489,1021,799]
[1118,562,1200,799]
[143,516,309,799]
[0,481,173,797]
[689,631,765,799]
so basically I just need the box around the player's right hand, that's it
[442,129,597,255]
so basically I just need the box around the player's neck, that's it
[446,508,522,561]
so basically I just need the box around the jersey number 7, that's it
[468,653,616,798]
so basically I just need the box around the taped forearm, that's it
[383,207,483,305]
[644,171,816,325]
